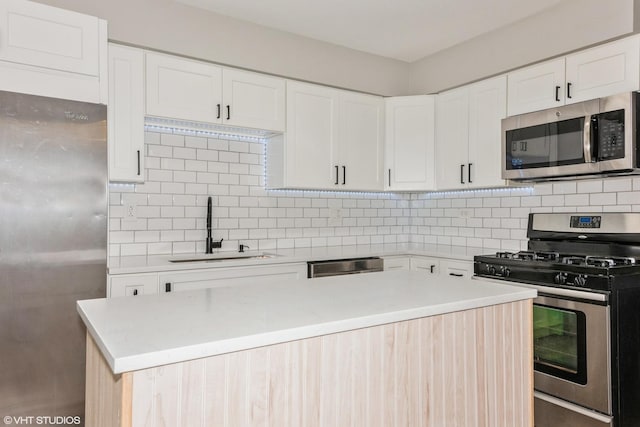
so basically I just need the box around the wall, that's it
[410,0,638,94]
[33,0,411,96]
[410,178,640,251]
[108,131,411,257]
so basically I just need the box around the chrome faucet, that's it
[205,196,222,253]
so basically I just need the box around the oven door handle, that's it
[472,276,608,302]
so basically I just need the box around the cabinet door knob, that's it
[342,166,346,185]
[335,165,339,185]
[567,82,573,99]
[430,265,435,274]
[133,289,138,296]
[165,282,172,292]
[136,150,141,176]
[555,85,561,102]
[217,104,221,119]
[388,168,391,187]
[226,105,231,120]
[460,164,465,184]
[468,163,473,183]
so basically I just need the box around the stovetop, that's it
[491,250,637,268]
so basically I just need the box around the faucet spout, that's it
[206,196,213,253]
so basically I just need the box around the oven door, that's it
[533,293,611,415]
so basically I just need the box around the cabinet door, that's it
[339,91,384,191]
[467,75,507,189]
[222,68,285,132]
[441,260,473,279]
[158,264,307,293]
[285,81,339,189]
[385,96,436,191]
[146,52,222,123]
[109,273,158,298]
[108,44,145,183]
[0,0,100,76]
[383,256,410,271]
[435,87,469,190]
[565,36,640,104]
[507,58,565,116]
[410,257,440,275]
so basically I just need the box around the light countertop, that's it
[108,243,491,274]
[78,270,536,374]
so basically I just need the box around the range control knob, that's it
[487,265,497,275]
[574,275,587,287]
[554,273,567,285]
[502,267,511,278]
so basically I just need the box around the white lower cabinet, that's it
[108,273,158,298]
[441,260,474,279]
[158,263,307,293]
[409,256,473,279]
[382,256,410,271]
[410,256,441,275]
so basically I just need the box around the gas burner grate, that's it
[585,256,637,268]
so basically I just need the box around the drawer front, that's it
[410,257,440,275]
[109,273,159,298]
[383,256,410,271]
[159,263,307,293]
[441,260,473,279]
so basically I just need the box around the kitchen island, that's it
[78,270,536,427]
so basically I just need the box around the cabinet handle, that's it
[217,104,221,119]
[460,164,465,184]
[226,105,231,120]
[165,282,172,292]
[468,163,472,183]
[335,165,339,185]
[133,289,138,296]
[136,150,141,176]
[567,82,573,99]
[430,265,435,274]
[342,166,346,185]
[449,272,464,277]
[388,168,391,187]
[555,85,561,102]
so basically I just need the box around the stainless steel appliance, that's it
[474,212,640,427]
[307,257,383,278]
[0,91,106,422]
[502,92,639,181]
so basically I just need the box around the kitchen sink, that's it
[168,252,277,263]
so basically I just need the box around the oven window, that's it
[533,304,587,385]
[506,117,585,170]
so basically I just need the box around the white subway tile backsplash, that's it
[108,132,640,257]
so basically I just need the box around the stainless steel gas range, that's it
[474,212,640,427]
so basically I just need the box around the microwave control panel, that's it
[597,109,625,160]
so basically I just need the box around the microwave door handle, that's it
[584,114,594,163]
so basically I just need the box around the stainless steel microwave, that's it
[502,92,639,181]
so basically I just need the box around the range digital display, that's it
[570,216,601,228]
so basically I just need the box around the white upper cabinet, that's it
[436,76,507,190]
[146,52,223,124]
[508,35,640,116]
[267,80,383,191]
[436,87,469,190]
[145,52,285,132]
[385,96,436,191]
[0,0,107,103]
[565,36,640,103]
[338,91,384,191]
[222,68,285,131]
[507,58,565,116]
[0,0,100,75]
[108,44,145,183]
[467,76,507,189]
[279,80,339,189]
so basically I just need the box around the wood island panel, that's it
[85,299,533,427]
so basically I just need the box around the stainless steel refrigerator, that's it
[0,91,107,422]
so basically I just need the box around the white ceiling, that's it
[176,0,566,62]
